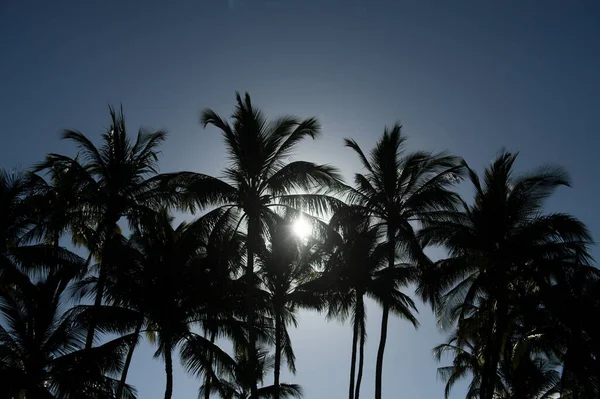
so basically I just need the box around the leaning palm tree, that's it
[205,347,303,399]
[0,251,137,399]
[323,209,418,399]
[257,214,326,399]
[344,124,463,399]
[162,92,344,399]
[36,106,170,350]
[419,151,593,399]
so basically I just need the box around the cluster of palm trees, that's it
[1,92,598,399]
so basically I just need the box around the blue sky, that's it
[1,1,599,398]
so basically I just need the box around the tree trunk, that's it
[85,214,119,350]
[164,346,174,399]
[274,311,282,399]
[375,304,389,399]
[354,295,365,399]
[375,230,395,399]
[116,318,143,398]
[204,330,217,399]
[246,219,259,399]
[481,300,506,399]
[85,264,106,349]
[349,304,359,399]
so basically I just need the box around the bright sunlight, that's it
[292,217,311,239]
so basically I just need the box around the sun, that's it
[292,217,311,239]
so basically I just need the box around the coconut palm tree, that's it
[204,347,303,399]
[0,250,137,399]
[419,151,593,399]
[0,168,45,250]
[36,106,170,350]
[323,209,418,399]
[343,124,463,399]
[257,214,325,399]
[88,209,242,399]
[161,92,345,399]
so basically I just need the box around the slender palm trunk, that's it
[274,310,282,399]
[375,231,395,399]
[349,303,359,399]
[164,346,174,399]
[116,318,143,398]
[354,295,365,399]
[204,330,217,399]
[85,265,106,349]
[85,214,119,350]
[246,219,259,399]
[481,299,507,399]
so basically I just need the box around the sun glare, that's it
[292,217,311,239]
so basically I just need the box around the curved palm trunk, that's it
[164,346,174,399]
[246,218,259,399]
[375,232,395,399]
[349,303,359,399]
[116,318,143,398]
[274,310,282,399]
[354,295,366,399]
[204,330,217,399]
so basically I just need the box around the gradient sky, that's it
[1,1,599,398]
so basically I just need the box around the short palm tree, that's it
[0,253,136,399]
[93,209,239,399]
[162,92,344,398]
[204,347,303,399]
[419,151,593,399]
[324,209,418,399]
[36,106,169,350]
[257,214,325,399]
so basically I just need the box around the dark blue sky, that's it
[1,1,599,398]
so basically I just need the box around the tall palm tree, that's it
[323,209,418,399]
[344,124,463,399]
[257,214,325,399]
[419,151,593,399]
[36,106,170,350]
[0,250,137,399]
[204,347,303,399]
[162,92,344,399]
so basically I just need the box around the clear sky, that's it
[1,1,599,398]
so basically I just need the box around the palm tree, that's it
[323,209,418,399]
[0,250,137,399]
[92,209,240,399]
[36,106,169,350]
[0,168,44,250]
[205,347,303,399]
[162,92,345,399]
[419,151,593,399]
[344,124,463,399]
[257,214,325,399]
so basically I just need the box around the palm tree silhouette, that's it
[420,151,593,399]
[0,249,137,398]
[322,209,418,399]
[36,106,169,350]
[161,92,344,399]
[204,346,303,399]
[344,124,462,399]
[257,214,326,399]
